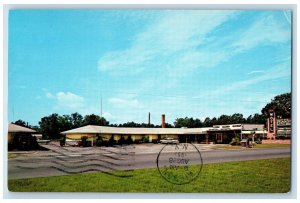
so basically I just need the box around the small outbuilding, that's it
[8,123,36,144]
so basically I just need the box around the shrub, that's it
[142,136,149,143]
[10,133,40,151]
[60,135,66,146]
[255,138,262,144]
[229,137,241,146]
[108,135,116,146]
[250,141,256,148]
[79,136,89,147]
[118,136,126,145]
[96,135,103,147]
[125,136,133,145]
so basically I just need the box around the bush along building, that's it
[61,114,268,146]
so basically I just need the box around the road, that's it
[8,147,290,180]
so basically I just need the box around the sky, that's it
[8,10,292,126]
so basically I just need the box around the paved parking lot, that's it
[8,143,219,159]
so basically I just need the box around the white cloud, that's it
[45,92,54,99]
[102,112,112,118]
[97,11,290,96]
[98,10,237,75]
[45,91,85,109]
[91,11,292,124]
[108,97,143,109]
[247,70,265,75]
[230,15,290,53]
[202,61,291,97]
[56,92,85,109]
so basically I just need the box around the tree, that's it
[247,113,267,125]
[164,122,174,128]
[261,93,291,118]
[83,114,109,126]
[216,115,231,125]
[13,119,29,127]
[58,115,73,132]
[203,117,212,127]
[211,117,217,126]
[119,121,140,127]
[71,112,83,128]
[174,117,202,128]
[174,117,189,128]
[230,113,246,124]
[39,113,61,139]
[12,120,41,133]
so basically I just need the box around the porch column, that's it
[206,134,209,144]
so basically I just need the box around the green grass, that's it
[254,144,290,148]
[8,158,290,193]
[213,143,290,150]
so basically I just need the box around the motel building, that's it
[61,116,267,146]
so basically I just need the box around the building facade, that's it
[8,123,36,144]
[61,123,266,145]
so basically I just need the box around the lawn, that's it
[8,157,290,193]
[213,143,290,150]
[254,144,291,148]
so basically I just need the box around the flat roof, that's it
[61,123,265,135]
[61,125,210,135]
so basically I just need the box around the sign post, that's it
[267,109,276,139]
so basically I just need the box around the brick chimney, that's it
[162,114,166,128]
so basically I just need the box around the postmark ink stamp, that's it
[156,143,203,185]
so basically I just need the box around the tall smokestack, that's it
[148,112,151,127]
[162,114,166,128]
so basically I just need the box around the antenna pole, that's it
[101,94,102,117]
[12,107,14,122]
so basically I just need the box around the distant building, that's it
[32,134,43,140]
[276,119,291,139]
[207,124,266,144]
[8,123,36,144]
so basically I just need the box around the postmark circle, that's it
[156,143,203,185]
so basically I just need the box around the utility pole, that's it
[100,93,103,118]
[12,107,14,122]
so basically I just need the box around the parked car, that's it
[160,138,179,144]
[255,139,262,144]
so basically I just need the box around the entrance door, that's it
[216,133,223,143]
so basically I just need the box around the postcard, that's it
[7,8,292,193]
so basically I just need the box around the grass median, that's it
[213,143,290,150]
[8,157,290,193]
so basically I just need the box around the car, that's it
[255,139,262,144]
[160,137,179,144]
